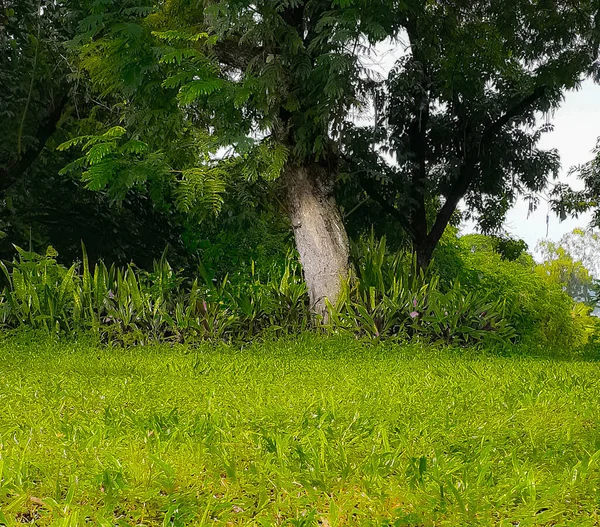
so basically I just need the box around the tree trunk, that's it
[284,162,350,321]
[415,239,436,271]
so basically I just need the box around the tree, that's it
[559,228,600,278]
[1,0,203,268]
[65,0,395,318]
[65,0,599,315]
[0,0,81,191]
[345,0,599,268]
[553,140,600,228]
[536,238,595,305]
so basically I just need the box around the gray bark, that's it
[284,162,350,321]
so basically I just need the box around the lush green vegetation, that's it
[3,0,600,523]
[0,231,596,353]
[3,0,600,315]
[1,335,600,526]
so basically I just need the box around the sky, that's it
[463,80,600,257]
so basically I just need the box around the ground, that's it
[0,335,599,526]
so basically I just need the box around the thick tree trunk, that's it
[284,162,350,321]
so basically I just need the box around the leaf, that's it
[119,139,149,155]
[57,135,93,151]
[159,48,200,65]
[87,143,117,165]
[177,79,225,104]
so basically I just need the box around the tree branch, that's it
[359,178,416,240]
[212,38,265,71]
[422,84,549,264]
[427,161,475,254]
[482,85,547,144]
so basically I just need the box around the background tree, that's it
[552,228,600,278]
[344,0,599,268]
[536,238,596,306]
[0,0,79,190]
[553,139,600,229]
[0,0,238,268]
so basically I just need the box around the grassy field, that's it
[0,336,600,526]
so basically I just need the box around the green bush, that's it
[0,244,309,344]
[434,233,596,351]
[1,234,593,352]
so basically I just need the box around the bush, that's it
[0,240,519,348]
[434,233,597,351]
[327,235,516,346]
[0,233,593,352]
[0,244,309,344]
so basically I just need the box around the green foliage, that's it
[328,234,516,346]
[62,0,389,225]
[58,126,176,203]
[553,141,600,226]
[3,337,600,524]
[491,235,529,262]
[0,0,78,170]
[2,234,597,351]
[437,233,596,351]
[342,0,598,267]
[0,244,309,344]
[557,228,600,278]
[536,239,595,305]
[0,246,79,333]
[0,240,529,348]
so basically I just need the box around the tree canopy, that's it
[344,0,599,266]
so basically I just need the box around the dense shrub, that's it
[433,233,597,351]
[0,241,516,347]
[0,245,309,344]
[329,235,516,346]
[0,233,595,351]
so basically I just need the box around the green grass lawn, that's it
[1,336,600,526]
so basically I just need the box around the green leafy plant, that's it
[0,235,592,351]
[0,246,79,333]
[435,233,597,351]
[327,234,516,346]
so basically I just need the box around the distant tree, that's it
[537,238,596,305]
[554,228,600,278]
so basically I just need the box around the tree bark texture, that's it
[284,162,350,321]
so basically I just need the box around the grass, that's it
[0,335,600,526]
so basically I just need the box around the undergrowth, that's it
[0,238,516,348]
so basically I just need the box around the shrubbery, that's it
[329,235,515,345]
[434,232,598,351]
[0,245,310,345]
[0,230,596,352]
